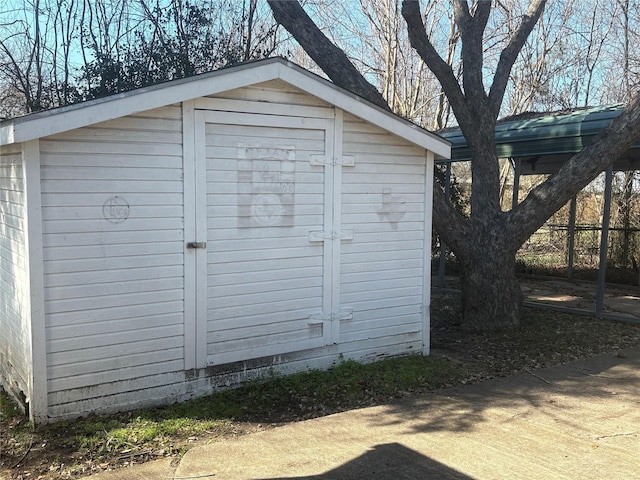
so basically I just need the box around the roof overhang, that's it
[0,57,450,160]
[440,105,640,174]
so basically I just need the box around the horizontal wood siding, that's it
[339,113,427,354]
[0,144,32,401]
[203,116,327,365]
[211,79,331,108]
[39,106,186,415]
[18,81,433,421]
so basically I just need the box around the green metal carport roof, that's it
[439,104,640,174]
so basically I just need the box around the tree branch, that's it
[267,0,390,110]
[472,1,493,33]
[453,0,491,104]
[401,1,468,119]
[488,0,547,117]
[432,185,471,258]
[507,96,640,247]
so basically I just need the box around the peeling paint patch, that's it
[237,145,296,227]
[377,188,406,229]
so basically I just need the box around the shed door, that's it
[193,110,344,367]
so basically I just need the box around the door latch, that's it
[186,242,207,249]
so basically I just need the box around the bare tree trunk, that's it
[460,245,523,331]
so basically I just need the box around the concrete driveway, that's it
[85,347,640,479]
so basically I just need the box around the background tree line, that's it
[0,0,280,116]
[2,1,638,120]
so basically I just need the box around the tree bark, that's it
[459,244,523,332]
[268,0,640,332]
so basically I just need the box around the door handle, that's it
[186,242,207,249]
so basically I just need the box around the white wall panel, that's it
[0,145,31,402]
[39,107,186,409]
[339,113,428,349]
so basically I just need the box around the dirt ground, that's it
[433,274,640,320]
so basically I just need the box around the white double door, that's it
[187,108,352,368]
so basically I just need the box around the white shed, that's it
[0,58,450,423]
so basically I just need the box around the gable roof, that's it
[0,57,450,159]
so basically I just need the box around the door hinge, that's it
[186,242,207,249]
[309,155,356,167]
[308,309,353,324]
[308,230,354,242]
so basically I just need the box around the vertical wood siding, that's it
[0,144,32,402]
[39,106,187,416]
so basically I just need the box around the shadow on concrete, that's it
[362,349,640,437]
[162,349,640,480]
[260,443,474,480]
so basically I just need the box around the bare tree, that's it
[0,0,283,111]
[0,0,47,113]
[268,0,640,331]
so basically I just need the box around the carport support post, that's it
[438,162,452,288]
[595,167,613,316]
[511,158,521,210]
[567,196,577,280]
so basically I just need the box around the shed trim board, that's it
[421,150,436,355]
[23,140,48,422]
[182,100,198,371]
[0,58,448,422]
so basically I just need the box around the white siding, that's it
[201,115,329,365]
[0,144,31,403]
[39,106,186,417]
[212,79,331,108]
[1,77,436,422]
[339,113,428,355]
[197,85,429,364]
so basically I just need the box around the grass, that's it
[1,354,463,479]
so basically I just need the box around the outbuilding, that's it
[0,58,450,423]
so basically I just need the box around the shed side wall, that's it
[39,105,187,418]
[340,112,428,356]
[0,143,32,408]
